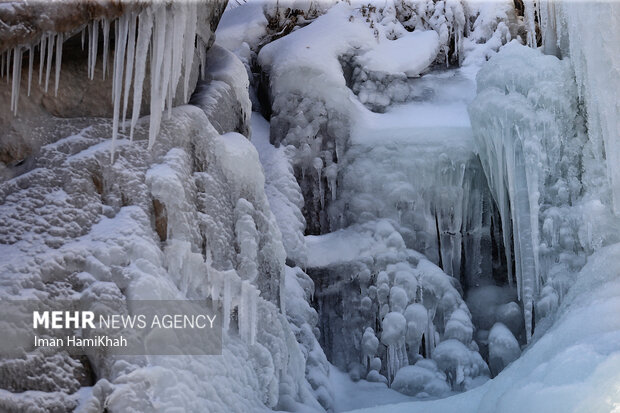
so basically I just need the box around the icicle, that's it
[122,12,137,131]
[81,26,85,50]
[130,9,153,141]
[102,18,110,80]
[239,281,250,342]
[11,47,22,115]
[88,21,99,80]
[44,33,54,92]
[110,14,130,162]
[1,51,5,79]
[160,12,174,118]
[222,275,231,332]
[27,45,33,96]
[167,3,186,118]
[148,5,168,149]
[54,33,63,96]
[5,48,11,84]
[182,3,197,102]
[39,33,46,84]
[250,284,257,345]
[523,0,538,47]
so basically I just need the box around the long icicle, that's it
[5,48,11,84]
[54,33,63,96]
[148,5,167,149]
[130,8,153,141]
[11,47,22,115]
[110,14,130,162]
[122,12,137,131]
[102,18,110,80]
[39,33,46,84]
[27,45,33,96]
[183,2,197,102]
[44,33,54,92]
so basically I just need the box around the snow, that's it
[328,367,415,412]
[357,30,439,77]
[213,131,264,201]
[251,113,307,267]
[216,1,268,54]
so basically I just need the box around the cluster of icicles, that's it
[0,2,205,159]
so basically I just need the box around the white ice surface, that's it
[328,366,416,412]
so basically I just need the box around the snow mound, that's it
[391,363,450,398]
[357,30,439,77]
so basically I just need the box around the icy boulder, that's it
[433,339,490,391]
[357,30,438,77]
[191,44,251,137]
[391,361,450,398]
[488,322,521,376]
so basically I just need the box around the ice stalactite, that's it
[522,0,538,47]
[88,20,99,80]
[111,14,130,160]
[102,18,110,80]
[469,41,595,342]
[27,45,33,96]
[44,33,54,92]
[239,280,258,345]
[54,33,63,96]
[130,9,153,141]
[10,47,21,115]
[122,13,137,131]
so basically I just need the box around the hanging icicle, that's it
[44,33,54,92]
[102,17,110,80]
[110,13,130,161]
[122,12,138,131]
[11,47,22,115]
[54,33,63,96]
[39,33,46,84]
[27,45,33,96]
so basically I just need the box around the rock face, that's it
[0,0,227,166]
[0,1,132,52]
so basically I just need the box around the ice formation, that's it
[469,41,619,342]
[306,219,490,393]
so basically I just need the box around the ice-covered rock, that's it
[488,322,521,376]
[391,362,450,397]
